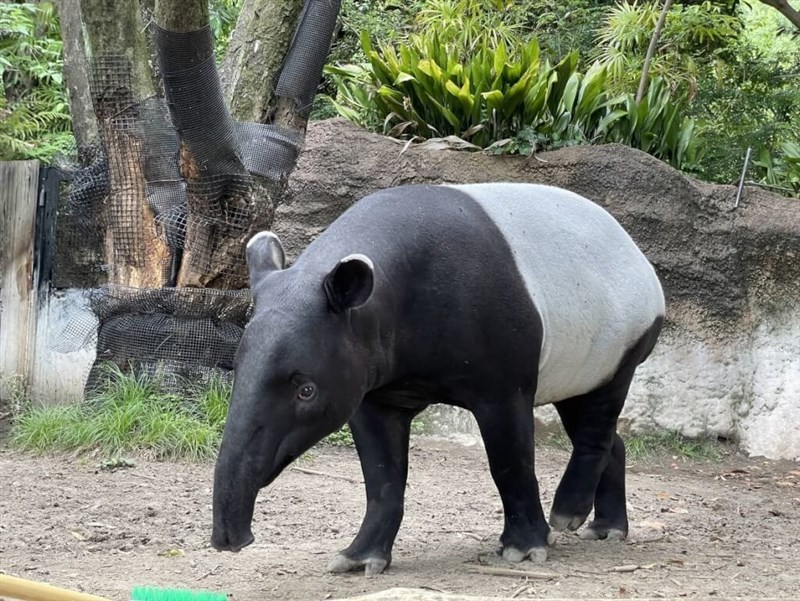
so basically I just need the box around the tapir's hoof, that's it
[549,511,589,532]
[500,530,555,564]
[327,552,388,577]
[579,524,627,541]
[501,545,549,563]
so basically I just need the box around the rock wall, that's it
[276,118,800,461]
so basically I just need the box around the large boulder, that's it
[276,118,800,461]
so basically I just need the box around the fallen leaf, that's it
[158,548,185,558]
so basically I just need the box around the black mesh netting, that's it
[276,0,343,118]
[54,285,252,395]
[51,4,340,397]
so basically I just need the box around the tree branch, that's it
[637,0,673,102]
[220,0,305,123]
[56,0,99,155]
[758,0,800,31]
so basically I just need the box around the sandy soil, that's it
[1,436,799,601]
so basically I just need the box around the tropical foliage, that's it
[0,1,72,161]
[2,0,798,195]
[325,4,699,168]
[320,0,798,195]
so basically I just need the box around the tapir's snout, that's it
[211,527,255,553]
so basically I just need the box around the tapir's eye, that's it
[296,383,317,401]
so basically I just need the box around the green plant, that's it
[327,18,700,168]
[331,24,606,148]
[0,2,73,160]
[10,363,405,457]
[320,63,383,129]
[752,140,800,197]
[11,365,230,460]
[209,0,242,61]
[324,424,356,447]
[594,1,741,97]
[413,0,525,54]
[598,76,700,168]
[689,3,800,193]
[623,430,725,461]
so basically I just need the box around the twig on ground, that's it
[468,565,559,580]
[290,466,361,484]
[420,585,451,594]
[607,564,640,573]
[199,564,221,580]
[511,584,532,598]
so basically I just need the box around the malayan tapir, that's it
[211,182,665,575]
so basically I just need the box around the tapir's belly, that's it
[447,183,665,405]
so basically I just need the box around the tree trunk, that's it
[216,0,306,292]
[220,0,305,123]
[154,0,261,290]
[636,0,673,102]
[154,0,209,31]
[165,0,340,289]
[56,0,99,157]
[80,0,171,288]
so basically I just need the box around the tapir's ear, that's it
[246,231,285,280]
[323,254,374,314]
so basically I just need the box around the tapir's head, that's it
[211,231,375,553]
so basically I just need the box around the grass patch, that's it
[11,365,231,461]
[11,365,430,459]
[624,430,725,462]
[535,426,726,462]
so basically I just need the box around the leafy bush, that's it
[0,2,73,160]
[325,14,699,168]
[599,77,700,169]
[594,0,742,97]
[753,141,800,197]
[683,3,799,193]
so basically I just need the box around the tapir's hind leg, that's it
[472,391,554,563]
[327,397,421,576]
[549,317,663,535]
[554,402,628,540]
[580,432,628,540]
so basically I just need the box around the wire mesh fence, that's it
[51,2,342,396]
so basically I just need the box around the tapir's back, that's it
[300,182,664,405]
[446,183,665,404]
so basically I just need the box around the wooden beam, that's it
[0,160,40,399]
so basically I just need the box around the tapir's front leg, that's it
[472,392,554,563]
[327,398,420,576]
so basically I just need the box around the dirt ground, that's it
[1,436,799,601]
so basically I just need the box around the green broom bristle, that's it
[130,585,227,601]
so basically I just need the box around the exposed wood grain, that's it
[0,160,40,397]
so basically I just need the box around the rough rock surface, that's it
[276,119,800,460]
